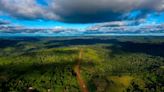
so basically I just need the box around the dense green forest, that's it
[0,36,164,92]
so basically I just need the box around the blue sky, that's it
[0,15,92,29]
[0,0,164,36]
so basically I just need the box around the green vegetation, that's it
[0,36,164,92]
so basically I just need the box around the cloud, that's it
[0,0,164,23]
[85,22,164,34]
[86,20,146,31]
[51,0,164,23]
[1,21,164,36]
[0,19,10,25]
[0,0,59,20]
[0,25,79,35]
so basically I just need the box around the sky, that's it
[0,0,164,36]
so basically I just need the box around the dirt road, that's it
[74,49,89,92]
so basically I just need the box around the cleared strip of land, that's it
[74,49,89,92]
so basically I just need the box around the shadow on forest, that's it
[46,38,164,57]
[45,38,119,48]
[0,40,19,48]
[1,37,164,57]
[107,41,164,57]
[0,37,40,48]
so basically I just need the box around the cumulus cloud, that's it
[85,22,164,34]
[0,0,164,23]
[86,20,146,32]
[1,21,164,36]
[0,25,79,34]
[0,0,59,20]
[0,19,10,25]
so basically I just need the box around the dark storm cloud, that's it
[0,0,164,23]
[51,0,164,23]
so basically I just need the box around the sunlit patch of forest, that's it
[0,36,164,92]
